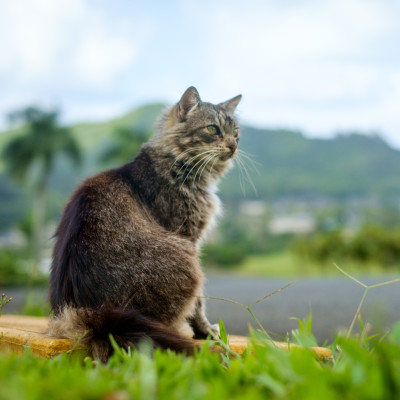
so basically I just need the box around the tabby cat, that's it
[48,86,242,361]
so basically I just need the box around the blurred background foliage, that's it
[293,225,400,267]
[1,103,400,286]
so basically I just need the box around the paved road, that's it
[204,276,400,342]
[3,276,400,343]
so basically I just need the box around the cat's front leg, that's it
[187,298,219,339]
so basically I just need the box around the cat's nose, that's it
[228,143,237,153]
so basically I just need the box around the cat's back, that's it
[55,163,144,249]
[75,166,135,213]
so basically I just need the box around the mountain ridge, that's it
[1,103,400,231]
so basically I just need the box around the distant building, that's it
[268,213,316,235]
[0,229,26,248]
[239,201,267,216]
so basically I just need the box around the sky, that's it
[1,0,400,147]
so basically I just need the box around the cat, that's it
[48,86,242,362]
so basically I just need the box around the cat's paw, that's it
[209,323,220,338]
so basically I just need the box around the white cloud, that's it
[0,0,152,121]
[62,101,129,125]
[0,0,85,80]
[73,27,138,87]
[182,0,400,146]
[0,0,399,147]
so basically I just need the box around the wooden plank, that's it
[0,325,76,358]
[0,315,49,333]
[0,315,332,360]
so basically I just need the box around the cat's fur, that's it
[48,87,242,362]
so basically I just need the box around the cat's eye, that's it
[207,125,218,134]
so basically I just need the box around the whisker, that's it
[236,154,258,195]
[180,153,212,188]
[192,154,212,184]
[170,147,207,170]
[235,156,247,195]
[195,154,216,184]
[209,155,219,177]
[237,149,261,174]
[237,148,258,159]
[177,150,213,176]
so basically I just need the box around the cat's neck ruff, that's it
[145,143,233,193]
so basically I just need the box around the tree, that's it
[2,106,81,267]
[99,126,150,166]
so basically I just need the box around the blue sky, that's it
[1,0,400,147]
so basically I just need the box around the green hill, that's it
[1,102,400,231]
[70,103,165,151]
[223,127,400,200]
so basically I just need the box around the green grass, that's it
[224,250,400,277]
[1,271,399,399]
[0,322,399,400]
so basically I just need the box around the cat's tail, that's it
[48,306,195,362]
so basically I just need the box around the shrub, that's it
[202,242,247,267]
[292,230,347,263]
[292,225,400,267]
[0,247,47,286]
[349,225,400,265]
[0,248,27,286]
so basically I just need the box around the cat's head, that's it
[154,87,242,180]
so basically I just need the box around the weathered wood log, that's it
[0,315,332,360]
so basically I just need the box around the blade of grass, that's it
[247,281,297,307]
[202,281,296,338]
[334,263,400,338]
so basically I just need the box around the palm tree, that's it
[99,126,150,166]
[2,106,81,268]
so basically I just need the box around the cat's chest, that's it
[153,186,220,242]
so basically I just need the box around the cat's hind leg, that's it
[187,297,219,339]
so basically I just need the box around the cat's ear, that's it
[219,94,242,116]
[178,86,201,118]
